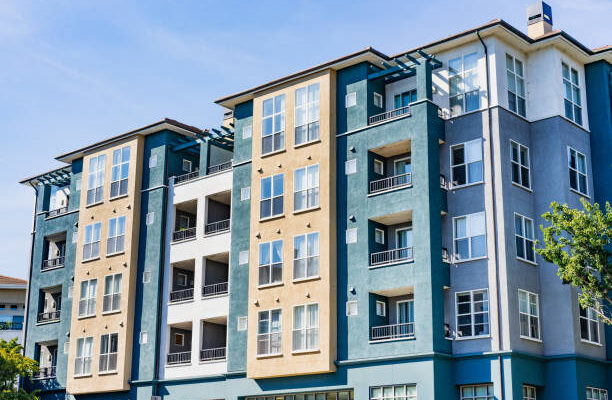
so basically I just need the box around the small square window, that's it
[376,300,386,317]
[373,92,383,108]
[375,228,385,244]
[345,92,357,108]
[346,300,358,316]
[143,270,151,283]
[149,154,158,168]
[239,250,249,265]
[146,212,155,225]
[72,231,78,244]
[237,316,248,331]
[241,187,251,201]
[345,159,357,175]
[63,342,70,354]
[346,228,357,244]
[182,159,192,172]
[374,159,384,175]
[242,125,253,139]
[174,333,184,346]
[139,331,148,344]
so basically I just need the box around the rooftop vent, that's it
[527,1,553,39]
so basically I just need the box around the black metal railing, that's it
[46,207,68,218]
[169,288,194,303]
[42,256,65,271]
[32,366,56,380]
[371,322,415,341]
[38,310,61,323]
[207,161,232,175]
[369,173,412,194]
[172,227,196,242]
[369,105,411,125]
[370,247,414,267]
[202,282,228,297]
[174,170,199,185]
[167,351,191,365]
[204,219,230,235]
[199,346,226,362]
[0,322,23,330]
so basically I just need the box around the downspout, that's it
[477,30,505,400]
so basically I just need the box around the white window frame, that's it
[292,303,319,352]
[103,273,122,314]
[346,300,358,316]
[293,164,319,211]
[257,309,282,356]
[562,62,583,126]
[373,159,384,175]
[258,240,283,286]
[460,384,494,400]
[260,173,284,219]
[523,385,536,400]
[83,222,101,261]
[293,232,319,281]
[518,289,540,340]
[86,154,106,205]
[107,216,126,255]
[568,147,588,196]
[374,228,385,244]
[586,388,608,400]
[241,186,251,201]
[580,304,601,345]
[449,52,480,116]
[145,212,155,225]
[110,146,130,198]
[242,124,253,139]
[182,159,192,173]
[375,300,386,317]
[506,54,526,117]
[450,139,483,188]
[345,92,356,108]
[455,289,489,338]
[149,154,158,168]
[345,159,357,175]
[78,279,97,318]
[237,316,248,331]
[294,83,320,146]
[239,250,249,265]
[371,384,417,400]
[453,212,486,261]
[346,228,357,244]
[142,270,151,283]
[373,92,383,108]
[515,213,536,264]
[74,337,93,377]
[262,94,286,155]
[175,272,188,287]
[99,332,118,373]
[510,140,531,190]
[139,331,148,344]
[174,332,184,346]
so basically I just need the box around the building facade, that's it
[0,275,27,343]
[20,4,612,400]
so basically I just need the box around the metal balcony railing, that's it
[32,366,56,380]
[207,160,232,175]
[167,351,191,365]
[204,219,230,235]
[0,322,23,330]
[46,207,68,218]
[369,173,412,194]
[38,310,61,323]
[368,105,411,125]
[42,256,65,271]
[370,247,414,267]
[172,227,196,242]
[169,288,194,303]
[200,346,226,362]
[371,322,415,341]
[202,282,228,297]
[174,170,199,185]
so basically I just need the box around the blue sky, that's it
[0,0,610,279]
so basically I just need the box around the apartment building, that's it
[20,2,612,399]
[0,275,27,343]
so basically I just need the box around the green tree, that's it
[0,338,38,399]
[537,199,612,324]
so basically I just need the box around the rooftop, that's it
[0,275,28,288]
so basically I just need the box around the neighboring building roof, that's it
[0,275,27,289]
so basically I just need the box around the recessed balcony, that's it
[204,191,231,236]
[42,233,66,271]
[207,160,232,175]
[369,211,413,268]
[38,287,61,324]
[200,318,227,362]
[368,140,412,195]
[33,342,57,380]
[370,290,415,342]
[169,260,194,303]
[369,105,411,125]
[167,322,192,366]
[172,200,197,243]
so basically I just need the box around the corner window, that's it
[83,222,101,260]
[451,139,483,187]
[373,92,383,108]
[110,146,130,198]
[449,52,479,116]
[293,232,319,280]
[580,305,600,344]
[257,309,282,356]
[99,333,118,373]
[453,212,486,261]
[518,289,540,340]
[294,165,319,211]
[506,54,526,117]
[103,273,122,313]
[259,240,283,286]
[74,337,93,377]
[456,289,489,338]
[78,279,97,317]
[371,385,416,400]
[345,92,356,108]
[107,216,126,255]
[515,214,535,263]
[511,140,530,189]
[262,94,286,154]
[86,154,106,205]
[460,384,494,400]
[562,62,582,125]
[295,83,320,145]
[292,303,318,351]
[260,173,284,219]
[568,147,588,196]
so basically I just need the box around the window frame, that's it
[182,159,192,173]
[370,384,417,400]
[374,228,385,244]
[450,139,484,188]
[257,308,282,356]
[293,232,319,281]
[453,212,487,262]
[506,54,526,117]
[373,159,384,175]
[449,52,480,116]
[510,140,531,190]
[103,273,122,314]
[74,337,93,377]
[262,94,286,155]
[110,146,130,198]
[78,279,97,318]
[86,154,106,206]
[294,83,320,146]
[258,240,283,287]
[522,385,536,400]
[292,303,319,352]
[460,384,494,400]
[293,164,319,212]
[514,213,536,264]
[455,289,490,339]
[562,62,583,126]
[107,216,126,255]
[518,289,540,341]
[260,173,284,219]
[586,387,608,400]
[375,300,386,317]
[83,222,102,261]
[373,92,383,108]
[99,332,118,374]
[580,303,601,345]
[568,147,589,196]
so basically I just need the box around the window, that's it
[345,159,357,175]
[103,273,122,313]
[394,89,417,109]
[239,250,249,265]
[453,212,486,261]
[74,337,93,376]
[449,52,479,116]
[142,270,151,283]
[110,146,130,198]
[139,331,148,344]
[580,305,600,344]
[515,214,535,263]
[346,228,357,244]
[451,139,483,187]
[259,240,283,286]
[562,62,582,125]
[456,289,489,337]
[295,83,320,145]
[146,212,155,225]
[260,174,284,219]
[176,272,187,287]
[99,333,118,373]
[237,316,248,331]
[72,231,78,244]
[86,155,106,205]
[523,385,536,400]
[182,159,192,172]
[374,159,384,175]
[107,216,126,255]
[568,148,588,195]
[78,279,97,317]
[262,94,285,154]
[519,290,540,340]
[294,165,319,211]
[371,385,417,400]
[241,187,251,201]
[75,178,81,191]
[345,92,356,108]
[257,309,282,356]
[346,300,358,316]
[375,228,385,244]
[375,300,386,317]
[149,154,158,168]
[373,92,383,108]
[63,342,70,354]
[174,333,184,346]
[293,303,318,351]
[587,388,607,400]
[293,232,319,280]
[506,54,526,117]
[460,384,494,400]
[242,124,253,139]
[511,141,530,189]
[83,222,101,260]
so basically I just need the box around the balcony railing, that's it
[207,160,232,175]
[172,227,196,242]
[0,322,22,330]
[42,256,65,271]
[202,282,228,297]
[46,207,68,218]
[167,351,191,365]
[369,105,411,125]
[174,170,199,185]
[38,310,61,323]
[370,247,414,267]
[204,219,230,235]
[200,346,226,362]
[32,366,56,380]
[169,288,194,303]
[369,173,412,194]
[371,322,415,341]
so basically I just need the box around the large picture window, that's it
[78,279,97,317]
[518,289,540,340]
[107,216,126,255]
[292,303,318,351]
[562,62,582,125]
[515,214,535,263]
[506,54,526,117]
[580,305,600,344]
[74,337,93,377]
[86,155,106,205]
[456,289,489,338]
[511,141,530,189]
[83,222,101,261]
[568,147,588,196]
[99,333,118,373]
[103,273,122,313]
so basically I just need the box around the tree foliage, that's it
[537,199,612,324]
[0,338,38,398]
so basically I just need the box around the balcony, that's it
[38,311,61,323]
[370,291,415,342]
[202,282,228,297]
[167,323,192,365]
[33,343,57,380]
[200,346,226,362]
[369,105,411,125]
[370,247,413,267]
[169,261,194,303]
[42,234,66,271]
[46,207,68,218]
[172,227,196,242]
[32,366,56,380]
[371,322,415,341]
[204,191,231,236]
[369,173,412,194]
[167,351,191,365]
[174,170,200,185]
[169,288,194,303]
[369,211,413,268]
[172,200,197,243]
[207,160,232,175]
[38,287,61,324]
[202,253,229,298]
[204,219,230,235]
[41,256,64,271]
[368,140,412,196]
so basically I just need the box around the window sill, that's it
[109,194,129,202]
[517,257,537,266]
[367,184,412,197]
[581,339,603,347]
[260,148,286,159]
[81,257,100,264]
[449,181,484,191]
[369,259,415,269]
[259,214,285,223]
[293,206,320,215]
[520,335,542,343]
[85,201,104,208]
[570,188,590,199]
[452,256,488,264]
[256,353,283,359]
[98,370,118,376]
[292,276,321,284]
[454,334,491,341]
[41,265,64,273]
[77,314,96,320]
[106,251,125,258]
[36,319,60,326]
[257,282,284,290]
[73,374,92,379]
[369,336,416,344]
[294,139,321,149]
[102,310,122,316]
[291,348,320,355]
[511,181,532,193]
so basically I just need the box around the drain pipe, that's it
[477,30,505,400]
